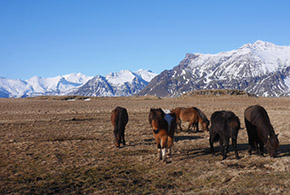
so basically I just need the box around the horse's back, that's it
[112,106,128,127]
[244,105,270,125]
[211,111,240,137]
[180,107,197,121]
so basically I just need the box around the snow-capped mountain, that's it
[0,78,33,98]
[138,40,290,97]
[72,69,157,97]
[0,73,92,98]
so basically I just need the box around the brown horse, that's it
[111,106,128,148]
[244,105,279,157]
[149,108,177,162]
[170,107,209,132]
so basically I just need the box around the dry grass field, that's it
[1,95,290,194]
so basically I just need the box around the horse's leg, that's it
[232,137,239,159]
[192,122,196,132]
[160,136,168,162]
[259,142,264,156]
[219,139,225,159]
[245,119,255,155]
[209,132,215,156]
[196,122,199,132]
[187,122,192,131]
[155,138,162,160]
[167,136,174,158]
[255,141,260,155]
[178,120,183,131]
[122,128,125,145]
[222,138,229,160]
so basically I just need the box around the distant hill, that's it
[180,89,256,97]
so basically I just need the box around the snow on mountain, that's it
[26,73,92,96]
[0,70,157,98]
[138,40,290,97]
[0,78,32,98]
[72,69,157,97]
[0,73,92,98]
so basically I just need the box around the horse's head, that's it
[114,130,121,148]
[149,108,165,133]
[196,108,209,132]
[201,119,210,132]
[265,134,279,157]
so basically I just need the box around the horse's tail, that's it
[116,107,128,131]
[226,112,240,137]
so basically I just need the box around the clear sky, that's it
[1,0,290,80]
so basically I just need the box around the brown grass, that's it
[0,96,290,194]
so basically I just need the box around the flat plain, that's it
[0,95,290,194]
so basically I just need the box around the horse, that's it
[244,105,279,158]
[209,110,241,160]
[170,107,209,132]
[111,106,128,148]
[149,108,177,162]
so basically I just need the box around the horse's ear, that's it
[276,133,279,137]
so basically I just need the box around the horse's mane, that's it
[150,108,165,119]
[193,107,209,124]
[250,106,275,136]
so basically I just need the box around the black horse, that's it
[244,105,279,157]
[111,106,128,147]
[209,111,241,160]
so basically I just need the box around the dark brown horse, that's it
[170,107,209,132]
[209,110,241,160]
[111,106,128,148]
[244,105,279,157]
[149,108,177,162]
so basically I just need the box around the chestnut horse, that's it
[111,106,128,148]
[244,105,279,157]
[149,108,177,162]
[170,107,209,132]
[209,110,241,160]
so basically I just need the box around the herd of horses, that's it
[111,105,279,161]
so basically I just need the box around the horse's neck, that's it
[196,113,203,122]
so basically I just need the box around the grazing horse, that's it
[244,105,279,157]
[170,107,209,132]
[209,111,240,160]
[111,106,128,148]
[149,108,177,162]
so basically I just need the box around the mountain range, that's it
[138,40,290,97]
[72,69,157,97]
[1,40,290,98]
[0,70,157,98]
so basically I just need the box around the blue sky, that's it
[1,0,290,80]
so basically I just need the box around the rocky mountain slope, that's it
[138,40,290,97]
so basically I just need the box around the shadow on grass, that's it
[277,144,290,158]
[174,135,203,142]
[177,143,251,160]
